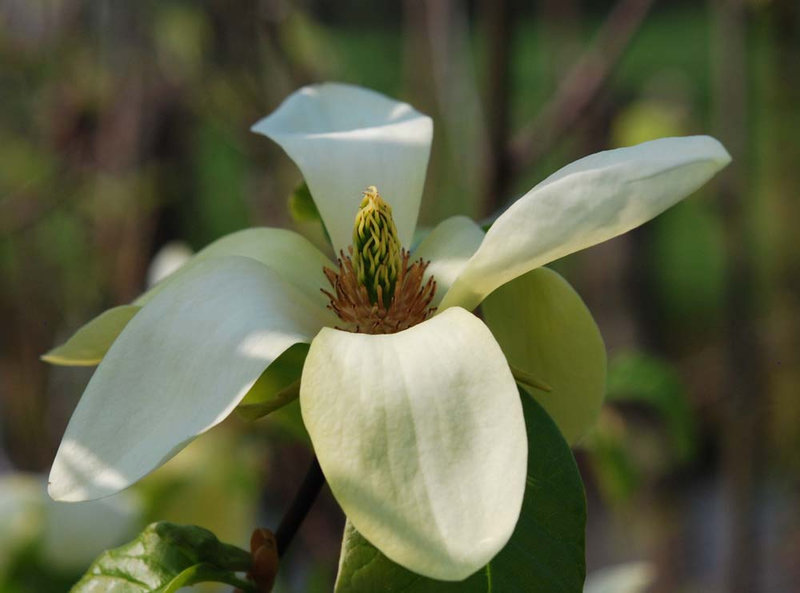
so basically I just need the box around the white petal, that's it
[252,83,433,253]
[300,308,527,580]
[138,227,332,309]
[44,227,332,366]
[49,256,332,501]
[482,268,606,443]
[441,136,731,310]
[412,216,484,308]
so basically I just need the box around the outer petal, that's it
[44,227,331,366]
[300,307,527,581]
[482,268,607,443]
[412,216,484,308]
[251,83,433,253]
[49,256,332,501]
[440,136,731,311]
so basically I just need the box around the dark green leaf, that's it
[335,393,586,593]
[71,522,254,593]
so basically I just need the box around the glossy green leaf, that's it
[71,522,254,593]
[482,267,607,444]
[334,393,586,593]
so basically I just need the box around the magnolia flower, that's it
[45,83,730,581]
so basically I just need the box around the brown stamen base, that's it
[322,248,437,334]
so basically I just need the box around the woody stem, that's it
[274,456,325,557]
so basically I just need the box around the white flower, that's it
[44,83,730,580]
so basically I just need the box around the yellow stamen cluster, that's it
[352,186,402,305]
[322,186,437,334]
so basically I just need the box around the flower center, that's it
[322,186,437,334]
[353,186,402,304]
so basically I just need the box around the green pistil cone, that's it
[353,186,402,305]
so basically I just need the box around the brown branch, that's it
[274,456,325,557]
[508,0,655,176]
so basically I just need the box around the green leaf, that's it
[334,393,586,593]
[71,522,254,593]
[482,267,607,444]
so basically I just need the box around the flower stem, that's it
[274,456,325,557]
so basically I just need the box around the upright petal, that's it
[49,256,333,502]
[300,308,527,580]
[252,83,433,253]
[440,136,731,311]
[482,268,607,443]
[44,227,332,366]
[412,216,484,308]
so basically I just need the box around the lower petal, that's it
[49,256,332,501]
[482,267,606,444]
[300,307,527,580]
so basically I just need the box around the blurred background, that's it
[1,0,798,591]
